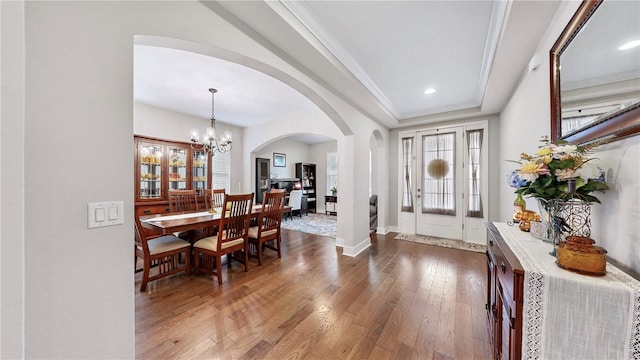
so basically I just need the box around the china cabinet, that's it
[135,135,212,216]
[295,163,316,213]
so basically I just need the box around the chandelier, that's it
[190,88,232,154]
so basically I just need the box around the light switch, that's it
[95,208,106,222]
[88,201,124,229]
[108,206,118,221]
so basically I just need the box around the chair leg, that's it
[257,241,263,266]
[244,247,249,272]
[140,259,150,292]
[277,238,282,258]
[216,255,223,285]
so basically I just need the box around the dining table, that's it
[140,205,291,236]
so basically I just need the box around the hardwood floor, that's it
[135,230,492,359]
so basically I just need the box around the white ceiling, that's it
[134,1,564,143]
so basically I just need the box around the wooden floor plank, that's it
[135,230,492,359]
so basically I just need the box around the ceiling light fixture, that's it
[619,40,640,50]
[190,88,232,154]
[424,88,436,95]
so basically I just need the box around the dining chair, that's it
[134,215,191,291]
[288,189,303,218]
[169,189,207,241]
[213,188,225,208]
[202,188,226,236]
[248,189,286,265]
[192,193,254,285]
[168,189,198,212]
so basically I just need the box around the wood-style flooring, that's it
[135,230,492,359]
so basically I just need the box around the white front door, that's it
[415,128,464,240]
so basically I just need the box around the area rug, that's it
[281,212,337,238]
[395,233,486,253]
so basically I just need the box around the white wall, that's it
[500,1,640,273]
[1,1,26,358]
[254,138,310,180]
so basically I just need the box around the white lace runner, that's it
[144,211,218,222]
[493,222,640,360]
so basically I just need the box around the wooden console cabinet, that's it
[485,222,639,360]
[486,222,524,360]
[325,195,337,215]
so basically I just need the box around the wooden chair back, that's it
[203,188,226,210]
[259,189,286,233]
[217,193,254,251]
[248,189,286,265]
[213,189,225,208]
[168,189,198,212]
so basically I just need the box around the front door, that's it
[415,128,464,240]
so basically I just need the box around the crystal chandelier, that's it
[190,88,232,154]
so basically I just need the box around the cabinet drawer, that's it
[494,243,516,304]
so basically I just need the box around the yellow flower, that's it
[536,147,552,156]
[518,160,550,182]
[541,155,553,164]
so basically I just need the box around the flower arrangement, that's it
[509,136,608,203]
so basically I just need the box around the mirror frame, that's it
[550,0,640,144]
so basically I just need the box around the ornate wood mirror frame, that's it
[550,0,640,144]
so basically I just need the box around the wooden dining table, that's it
[140,205,291,236]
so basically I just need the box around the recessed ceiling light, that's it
[424,88,436,95]
[619,40,640,50]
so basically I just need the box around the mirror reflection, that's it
[559,0,640,137]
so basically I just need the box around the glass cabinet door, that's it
[139,142,163,199]
[168,146,187,191]
[192,150,208,195]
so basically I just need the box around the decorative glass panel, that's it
[401,137,414,212]
[139,143,162,199]
[192,150,208,195]
[168,146,187,190]
[422,132,455,215]
[467,129,483,218]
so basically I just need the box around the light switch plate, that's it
[88,201,124,228]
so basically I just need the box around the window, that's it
[211,151,230,191]
[401,137,414,212]
[422,132,455,215]
[327,152,338,193]
[466,129,483,218]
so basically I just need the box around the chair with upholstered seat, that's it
[134,215,191,291]
[168,189,198,212]
[249,189,286,265]
[288,189,303,218]
[203,188,225,210]
[169,189,206,241]
[192,193,254,285]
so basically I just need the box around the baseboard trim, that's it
[341,237,371,257]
